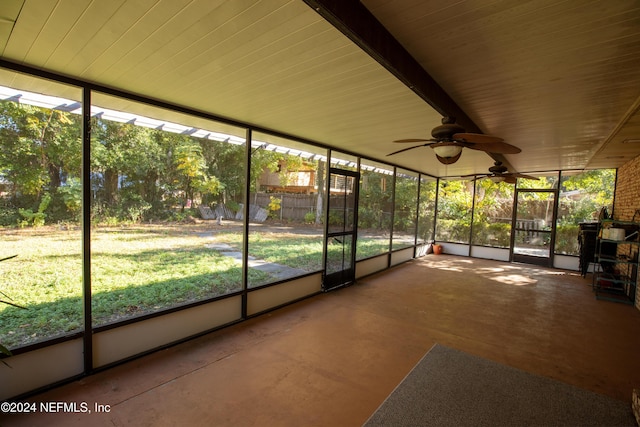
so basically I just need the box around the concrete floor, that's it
[3,255,640,426]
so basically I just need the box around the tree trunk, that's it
[104,169,119,205]
[143,171,159,205]
[48,162,61,190]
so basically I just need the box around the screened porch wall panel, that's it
[93,296,242,368]
[0,339,83,401]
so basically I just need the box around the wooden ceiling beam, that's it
[302,0,481,134]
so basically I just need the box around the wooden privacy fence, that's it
[199,193,319,223]
[249,193,353,222]
[249,193,320,221]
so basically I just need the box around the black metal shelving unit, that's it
[592,219,639,304]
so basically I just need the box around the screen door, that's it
[324,168,359,290]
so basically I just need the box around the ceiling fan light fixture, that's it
[490,175,505,183]
[431,143,463,164]
[388,118,519,165]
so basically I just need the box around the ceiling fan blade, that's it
[504,176,518,184]
[393,138,434,143]
[387,144,429,156]
[461,173,488,179]
[464,141,522,154]
[509,173,539,180]
[452,133,504,144]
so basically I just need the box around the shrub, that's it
[436,219,471,243]
[56,177,82,221]
[267,196,281,219]
[0,204,19,226]
[472,222,511,247]
[555,224,579,255]
[304,211,315,224]
[17,193,51,227]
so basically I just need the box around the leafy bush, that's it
[358,207,391,230]
[225,200,241,214]
[328,209,343,226]
[0,204,19,226]
[17,193,51,227]
[393,210,414,232]
[57,177,82,220]
[304,211,315,224]
[436,219,471,243]
[267,196,281,219]
[555,223,579,255]
[472,222,511,247]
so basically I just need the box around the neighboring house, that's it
[258,160,361,195]
[258,160,317,194]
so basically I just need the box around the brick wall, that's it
[613,154,640,310]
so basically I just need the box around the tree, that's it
[0,102,81,198]
[560,169,615,210]
[173,139,222,210]
[436,179,474,242]
[0,101,81,225]
[393,174,418,231]
[91,119,169,207]
[417,178,437,242]
[473,179,513,222]
[359,170,393,230]
[204,139,245,206]
[250,148,289,192]
[471,179,514,247]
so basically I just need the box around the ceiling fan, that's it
[387,117,521,164]
[464,161,539,184]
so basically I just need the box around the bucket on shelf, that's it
[603,228,625,240]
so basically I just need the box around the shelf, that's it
[594,271,630,280]
[596,291,636,305]
[593,272,636,305]
[598,238,640,244]
[595,255,637,264]
[594,280,632,289]
[600,219,640,226]
[592,219,639,304]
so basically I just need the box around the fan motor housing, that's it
[431,122,465,140]
[489,162,508,174]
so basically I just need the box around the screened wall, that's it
[0,64,618,400]
[357,159,393,260]
[392,169,419,251]
[0,73,83,349]
[90,92,248,328]
[436,178,474,244]
[417,175,437,245]
[248,133,328,288]
[555,170,615,255]
[471,179,514,248]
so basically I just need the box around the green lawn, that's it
[1,223,395,349]
[1,224,271,348]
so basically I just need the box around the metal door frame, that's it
[510,187,559,267]
[323,167,359,290]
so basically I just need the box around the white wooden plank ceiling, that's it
[1,0,639,178]
[361,0,640,174]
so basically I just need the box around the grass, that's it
[1,224,270,349]
[0,223,396,349]
[220,231,324,271]
[1,228,83,347]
